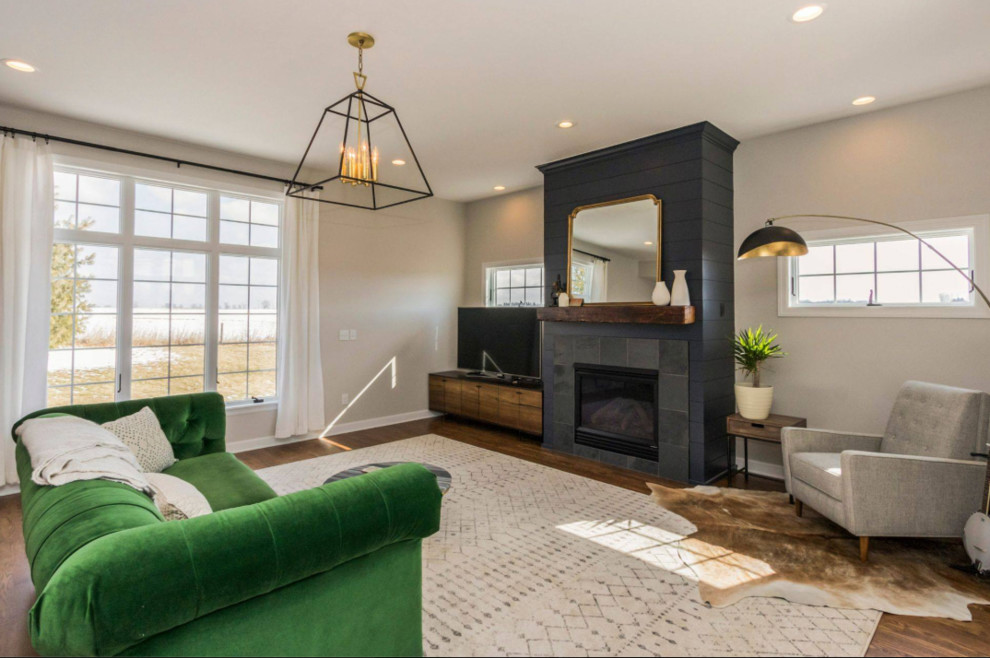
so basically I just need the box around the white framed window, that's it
[48,164,282,407]
[778,215,990,318]
[485,262,544,307]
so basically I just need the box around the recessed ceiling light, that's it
[643,241,654,246]
[391,159,406,166]
[493,185,506,191]
[852,96,876,106]
[557,120,575,129]
[791,4,825,22]
[3,59,36,73]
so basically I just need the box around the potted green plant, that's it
[732,325,785,420]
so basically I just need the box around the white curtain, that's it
[588,257,608,303]
[0,136,53,486]
[274,190,325,438]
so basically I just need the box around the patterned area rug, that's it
[648,484,990,621]
[256,435,880,656]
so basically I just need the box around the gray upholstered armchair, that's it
[782,381,989,561]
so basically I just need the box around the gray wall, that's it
[317,198,465,431]
[462,187,543,306]
[734,84,990,473]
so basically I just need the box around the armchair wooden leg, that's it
[859,537,870,562]
[794,500,803,517]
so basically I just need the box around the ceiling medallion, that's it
[287,32,432,210]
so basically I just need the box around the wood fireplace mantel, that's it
[536,305,695,325]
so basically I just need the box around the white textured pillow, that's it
[102,407,176,473]
[145,473,212,521]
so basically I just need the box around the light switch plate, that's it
[339,329,349,341]
[349,329,358,340]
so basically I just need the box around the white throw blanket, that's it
[16,416,152,494]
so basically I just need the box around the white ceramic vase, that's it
[735,383,774,420]
[558,292,570,308]
[670,270,690,306]
[651,281,670,306]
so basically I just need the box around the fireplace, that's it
[574,363,659,461]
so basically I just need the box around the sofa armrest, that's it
[841,451,985,537]
[29,462,442,657]
[780,427,882,493]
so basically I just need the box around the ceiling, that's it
[1,1,988,202]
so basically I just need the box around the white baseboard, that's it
[322,409,441,437]
[735,456,785,480]
[227,432,322,454]
[227,409,441,454]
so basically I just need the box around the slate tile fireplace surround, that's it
[551,334,690,477]
[575,362,661,461]
[537,122,738,484]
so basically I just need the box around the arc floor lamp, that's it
[737,213,990,308]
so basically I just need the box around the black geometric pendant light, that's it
[287,32,433,210]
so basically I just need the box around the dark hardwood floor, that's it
[2,416,988,657]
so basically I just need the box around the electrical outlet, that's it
[349,329,357,340]
[341,393,349,405]
[339,329,349,341]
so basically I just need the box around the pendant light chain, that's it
[343,37,376,186]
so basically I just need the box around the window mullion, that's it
[873,241,878,303]
[205,190,221,394]
[117,177,136,401]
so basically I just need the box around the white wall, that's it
[317,198,465,430]
[462,187,543,306]
[0,102,465,448]
[735,85,990,470]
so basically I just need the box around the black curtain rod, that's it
[573,248,611,263]
[0,124,322,191]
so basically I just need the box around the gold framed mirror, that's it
[567,194,661,305]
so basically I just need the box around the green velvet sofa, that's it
[12,392,442,657]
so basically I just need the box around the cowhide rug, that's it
[647,484,990,620]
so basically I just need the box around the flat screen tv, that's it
[457,307,541,379]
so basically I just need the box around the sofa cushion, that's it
[103,407,177,473]
[789,452,844,501]
[881,381,990,460]
[164,452,276,511]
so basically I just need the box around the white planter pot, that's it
[735,383,774,420]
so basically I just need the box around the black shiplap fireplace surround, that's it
[537,122,738,485]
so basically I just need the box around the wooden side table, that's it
[726,413,807,486]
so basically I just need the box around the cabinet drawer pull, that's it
[750,423,765,429]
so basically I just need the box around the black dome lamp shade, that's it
[737,221,809,260]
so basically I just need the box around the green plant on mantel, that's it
[733,325,785,388]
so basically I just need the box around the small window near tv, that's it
[486,264,544,307]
